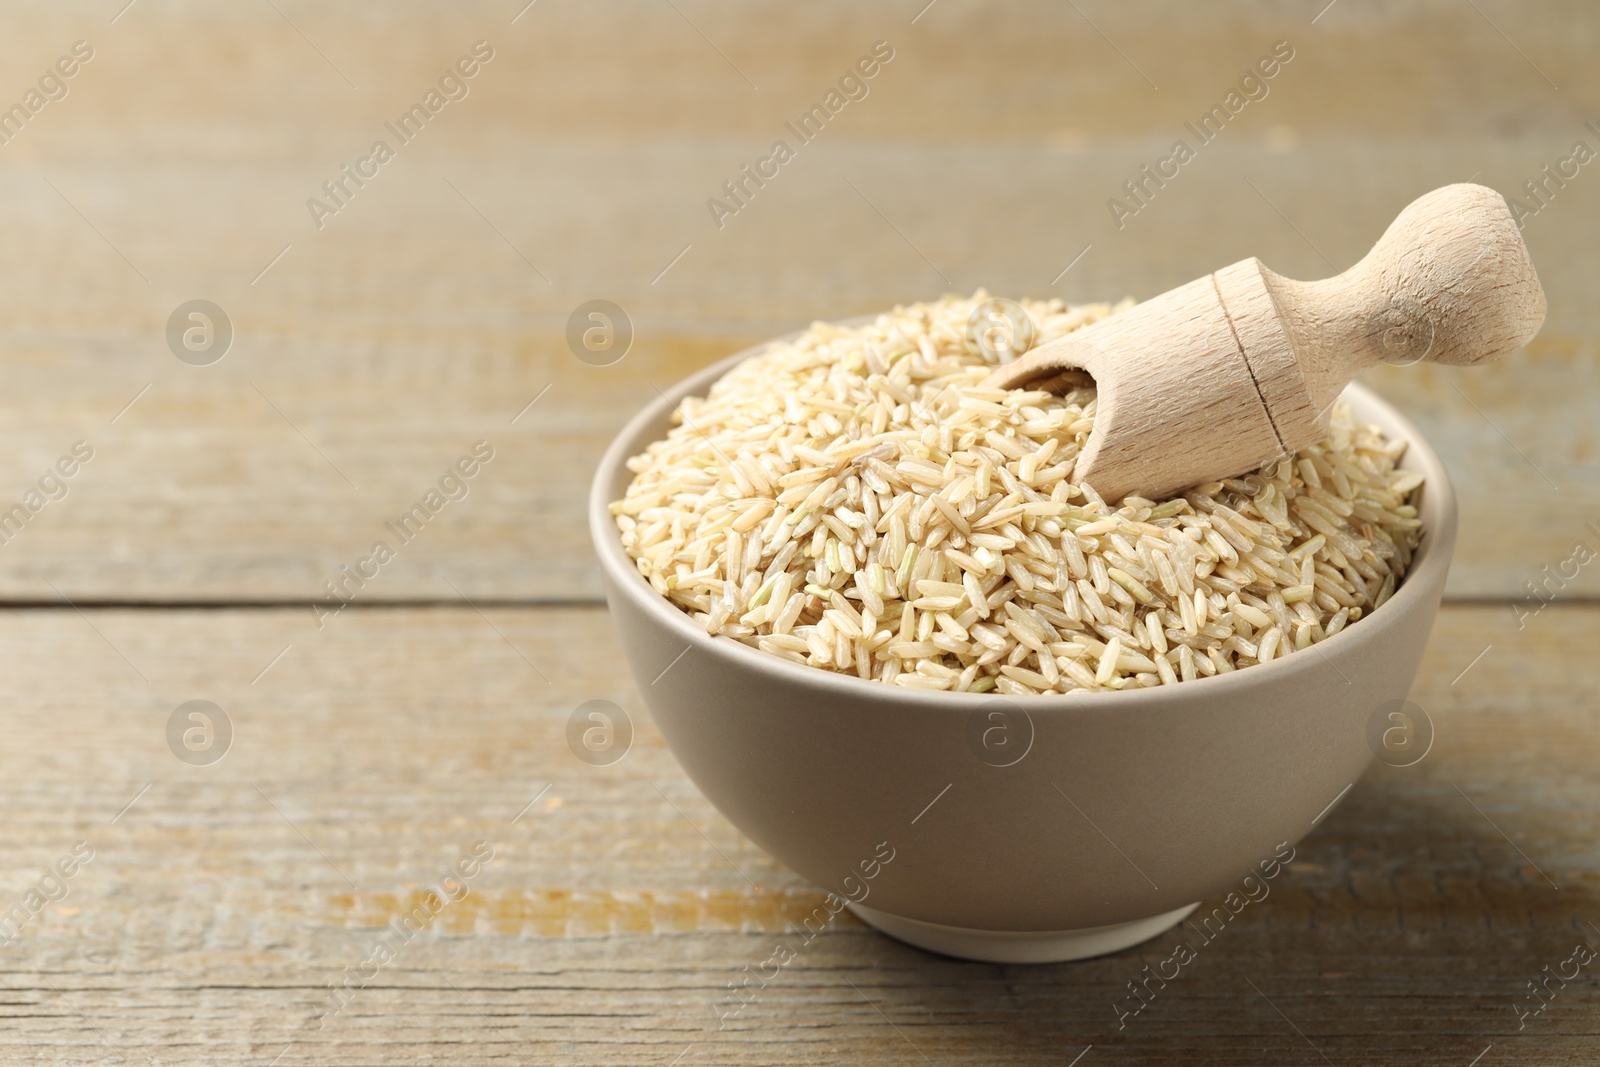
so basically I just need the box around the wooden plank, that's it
[0,0,1594,603]
[0,601,1596,1063]
[3,0,1598,143]
[0,145,1591,604]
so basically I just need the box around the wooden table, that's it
[1,2,1596,1063]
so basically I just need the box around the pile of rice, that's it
[611,293,1424,695]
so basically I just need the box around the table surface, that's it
[1,2,1597,1064]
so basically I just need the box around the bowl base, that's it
[848,901,1199,964]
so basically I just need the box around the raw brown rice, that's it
[611,292,1424,695]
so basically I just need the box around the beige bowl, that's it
[589,339,1456,963]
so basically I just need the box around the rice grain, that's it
[613,292,1425,694]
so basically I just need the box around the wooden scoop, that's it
[985,183,1546,502]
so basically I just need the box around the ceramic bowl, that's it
[589,338,1456,963]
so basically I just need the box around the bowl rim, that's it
[589,326,1459,715]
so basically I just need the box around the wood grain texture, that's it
[0,4,1596,1062]
[0,602,1596,1065]
[0,2,1593,601]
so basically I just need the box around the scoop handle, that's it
[1265,183,1546,411]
